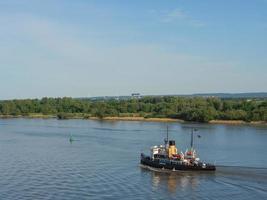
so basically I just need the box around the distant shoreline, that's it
[0,114,266,125]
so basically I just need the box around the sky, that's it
[0,0,266,99]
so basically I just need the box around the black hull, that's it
[141,154,216,171]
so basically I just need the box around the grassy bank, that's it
[1,114,266,125]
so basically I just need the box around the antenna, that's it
[191,128,198,149]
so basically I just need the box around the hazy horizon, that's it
[0,91,266,101]
[0,0,266,99]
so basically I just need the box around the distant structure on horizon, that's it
[84,92,267,101]
[131,93,141,99]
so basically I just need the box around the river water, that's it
[0,119,266,199]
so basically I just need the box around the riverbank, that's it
[209,120,267,125]
[0,114,183,122]
[92,117,267,125]
[0,114,266,125]
[97,116,184,122]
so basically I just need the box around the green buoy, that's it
[69,134,74,143]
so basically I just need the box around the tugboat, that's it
[140,127,216,171]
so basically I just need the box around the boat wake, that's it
[215,165,267,181]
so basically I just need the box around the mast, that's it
[190,128,193,149]
[190,128,197,149]
[167,125,169,143]
[164,125,169,147]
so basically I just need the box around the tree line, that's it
[0,97,266,122]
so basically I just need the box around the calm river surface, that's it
[0,119,266,199]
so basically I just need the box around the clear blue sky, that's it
[0,0,266,99]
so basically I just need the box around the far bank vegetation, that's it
[0,97,266,123]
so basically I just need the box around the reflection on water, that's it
[141,167,216,193]
[141,165,267,198]
[151,171,200,193]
